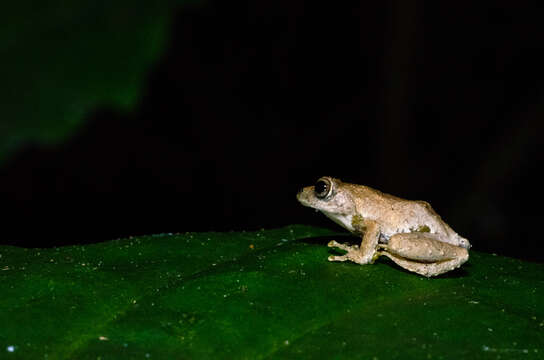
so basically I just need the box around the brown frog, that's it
[297,177,470,277]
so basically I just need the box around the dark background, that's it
[2,2,543,261]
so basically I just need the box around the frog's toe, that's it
[328,255,348,262]
[327,240,355,252]
[327,240,340,248]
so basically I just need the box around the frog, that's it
[296,176,470,277]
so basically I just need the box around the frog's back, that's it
[363,187,469,248]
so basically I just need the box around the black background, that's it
[2,2,543,261]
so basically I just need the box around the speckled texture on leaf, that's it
[0,225,542,359]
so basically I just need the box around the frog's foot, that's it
[327,240,373,264]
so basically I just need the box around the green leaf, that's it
[1,225,542,359]
[0,0,197,162]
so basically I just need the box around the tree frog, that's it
[297,177,470,277]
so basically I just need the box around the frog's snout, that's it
[297,187,312,206]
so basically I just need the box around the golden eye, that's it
[314,177,332,199]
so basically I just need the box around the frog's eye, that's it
[314,178,332,199]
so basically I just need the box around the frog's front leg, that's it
[328,219,379,265]
[378,232,469,277]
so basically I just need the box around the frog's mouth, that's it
[297,194,322,212]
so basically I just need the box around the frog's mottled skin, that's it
[297,177,470,277]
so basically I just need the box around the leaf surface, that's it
[0,225,542,359]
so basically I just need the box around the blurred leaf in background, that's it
[0,0,197,162]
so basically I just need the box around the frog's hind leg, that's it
[378,233,469,277]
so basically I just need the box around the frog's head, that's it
[297,176,356,218]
